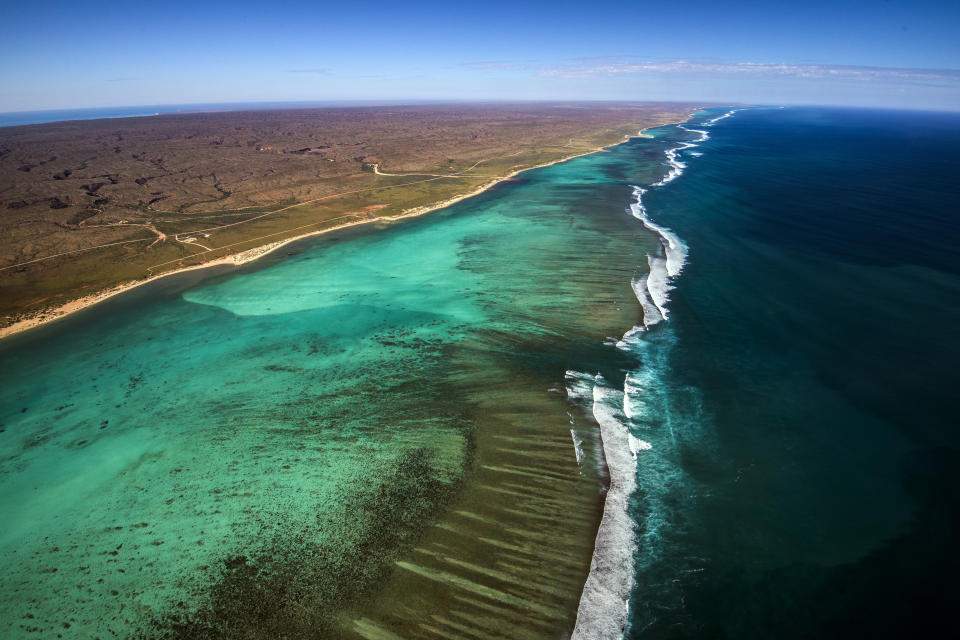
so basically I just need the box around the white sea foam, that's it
[571,429,585,468]
[625,186,688,330]
[629,189,687,279]
[650,122,712,186]
[622,372,644,420]
[628,433,653,459]
[571,375,642,640]
[564,369,596,406]
[651,144,688,186]
[615,324,646,351]
[622,368,655,428]
[645,255,672,321]
[628,186,648,216]
[631,274,663,329]
[703,108,740,126]
[622,373,635,419]
[573,119,700,639]
[681,125,709,142]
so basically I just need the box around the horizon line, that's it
[3,99,960,129]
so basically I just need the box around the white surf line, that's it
[630,110,739,321]
[570,374,648,640]
[681,125,709,142]
[572,110,742,640]
[703,107,741,126]
[627,187,688,326]
[570,429,585,472]
[650,124,709,187]
[570,187,686,640]
[652,107,739,186]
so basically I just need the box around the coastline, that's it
[1,114,696,341]
[571,108,722,639]
[0,108,713,638]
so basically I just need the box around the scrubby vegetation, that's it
[0,103,692,323]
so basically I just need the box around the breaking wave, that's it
[568,372,640,640]
[703,108,741,126]
[572,108,739,639]
[627,187,688,327]
[650,124,709,186]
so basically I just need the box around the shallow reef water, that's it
[0,133,671,638]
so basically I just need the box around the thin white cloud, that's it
[538,60,960,85]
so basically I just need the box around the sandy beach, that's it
[0,115,695,341]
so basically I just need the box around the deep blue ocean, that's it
[623,106,960,638]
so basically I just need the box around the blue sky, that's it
[2,0,959,112]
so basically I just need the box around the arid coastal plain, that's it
[0,103,692,331]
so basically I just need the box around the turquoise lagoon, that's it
[0,133,674,638]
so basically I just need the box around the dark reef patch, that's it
[141,448,460,639]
